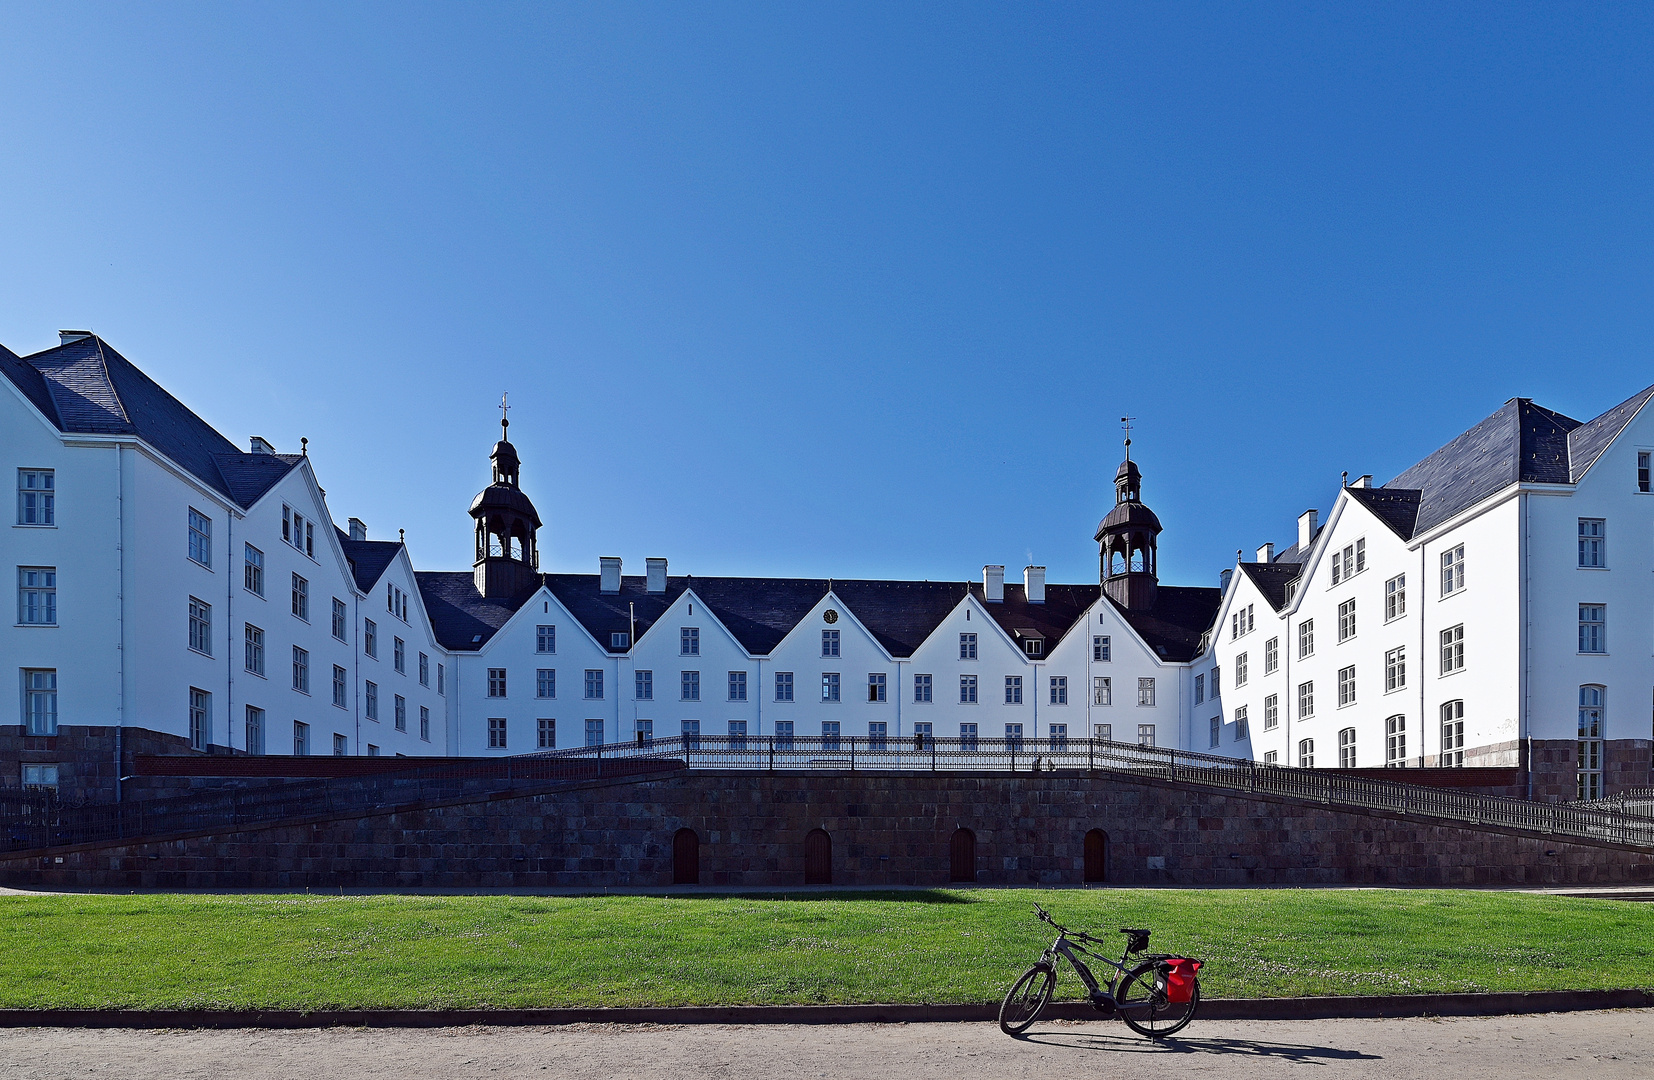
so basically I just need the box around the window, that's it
[1579,519,1605,568]
[1023,637,1043,657]
[822,672,841,702]
[394,695,406,731]
[681,670,700,701]
[1386,714,1406,766]
[1385,646,1406,692]
[419,652,429,686]
[1264,636,1278,674]
[292,646,309,693]
[1230,604,1255,639]
[611,632,629,649]
[331,598,348,641]
[1441,544,1465,595]
[1337,727,1356,768]
[585,669,604,699]
[530,668,553,699]
[959,722,978,751]
[860,721,877,751]
[635,669,653,700]
[332,664,347,707]
[1642,451,1652,493]
[1440,624,1465,673]
[960,633,978,660]
[281,505,314,558]
[681,627,699,655]
[333,733,349,757]
[1263,693,1279,730]
[1235,652,1248,687]
[488,717,508,749]
[1194,674,1204,704]
[1298,619,1314,658]
[821,629,840,657]
[189,687,211,750]
[635,718,653,746]
[1385,574,1405,621]
[1298,738,1314,768]
[775,720,795,750]
[1004,676,1022,705]
[244,544,264,595]
[914,721,933,749]
[774,671,793,702]
[17,469,54,525]
[1298,680,1314,718]
[538,718,556,749]
[1093,635,1111,662]
[1578,685,1604,800]
[914,673,933,703]
[386,583,408,621]
[367,744,379,757]
[730,671,749,701]
[188,508,212,567]
[1579,604,1605,653]
[1235,706,1248,740]
[437,663,444,695]
[822,720,841,751]
[1137,724,1156,747]
[1005,723,1024,752]
[1338,599,1356,642]
[1440,700,1465,767]
[245,706,264,755]
[15,566,55,626]
[1050,676,1067,705]
[1093,676,1111,706]
[366,681,379,721]
[683,719,701,749]
[1338,665,1355,707]
[487,668,507,697]
[960,674,978,703]
[867,672,886,702]
[291,574,308,621]
[188,596,212,654]
[1094,723,1112,741]
[1137,678,1155,707]
[1330,539,1365,584]
[419,705,430,741]
[364,619,377,657]
[23,669,57,734]
[537,625,556,653]
[394,637,405,673]
[1209,716,1220,747]
[294,720,310,755]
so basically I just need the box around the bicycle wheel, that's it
[998,962,1055,1036]
[1115,961,1198,1039]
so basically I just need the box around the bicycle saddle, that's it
[1118,928,1151,952]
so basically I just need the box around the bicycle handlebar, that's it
[1031,903,1105,946]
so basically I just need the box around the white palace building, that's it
[3,332,1651,803]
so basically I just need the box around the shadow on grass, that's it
[655,890,978,904]
[1023,1029,1381,1060]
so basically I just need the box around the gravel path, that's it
[1,1011,1647,1079]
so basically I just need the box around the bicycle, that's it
[998,903,1202,1039]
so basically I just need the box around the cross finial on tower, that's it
[499,392,510,437]
[1120,416,1136,460]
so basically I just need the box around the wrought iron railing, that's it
[1575,788,1654,820]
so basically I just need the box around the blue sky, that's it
[3,4,1651,587]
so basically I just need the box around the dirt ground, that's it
[0,1011,1647,1079]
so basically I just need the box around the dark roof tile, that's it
[1343,486,1422,540]
[339,530,405,593]
[1237,562,1303,612]
[1568,383,1654,483]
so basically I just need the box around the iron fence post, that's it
[769,735,775,773]
[851,737,856,772]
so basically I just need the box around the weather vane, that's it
[500,392,510,435]
[1121,415,1136,458]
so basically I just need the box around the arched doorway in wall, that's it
[804,828,833,885]
[950,828,977,883]
[1083,829,1108,883]
[673,828,700,885]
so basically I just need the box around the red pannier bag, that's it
[1162,959,1201,1003]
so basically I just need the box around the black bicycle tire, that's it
[1115,960,1199,1039]
[998,963,1055,1036]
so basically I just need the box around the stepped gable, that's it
[1238,561,1304,612]
[1343,486,1422,540]
[338,528,405,592]
[1568,382,1654,482]
[1387,398,1581,535]
[1098,585,1224,662]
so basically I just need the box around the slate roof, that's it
[338,530,405,593]
[0,334,302,508]
[1104,586,1224,662]
[1237,562,1304,612]
[1343,486,1422,540]
[1568,383,1654,483]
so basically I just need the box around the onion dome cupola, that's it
[469,399,542,598]
[1096,421,1161,611]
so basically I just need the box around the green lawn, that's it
[1,889,1649,1010]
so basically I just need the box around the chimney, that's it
[1298,509,1319,552]
[646,557,667,594]
[58,330,93,345]
[249,436,276,455]
[1024,565,1046,604]
[600,556,622,594]
[348,518,368,542]
[1256,543,1274,563]
[1220,568,1233,593]
[983,565,1005,603]
[1351,474,1373,489]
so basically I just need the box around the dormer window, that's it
[1024,638,1043,657]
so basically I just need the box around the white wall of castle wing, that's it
[1211,569,1282,763]
[898,596,1035,742]
[353,546,450,757]
[758,591,895,740]
[622,589,760,743]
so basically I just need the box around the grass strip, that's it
[2,888,1649,1010]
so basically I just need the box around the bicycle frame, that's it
[1042,932,1132,1005]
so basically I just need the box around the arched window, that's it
[672,828,700,885]
[804,828,832,885]
[949,828,976,883]
[1338,727,1356,768]
[1440,700,1465,767]
[1578,685,1605,800]
[1385,715,1406,766]
[1083,829,1108,883]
